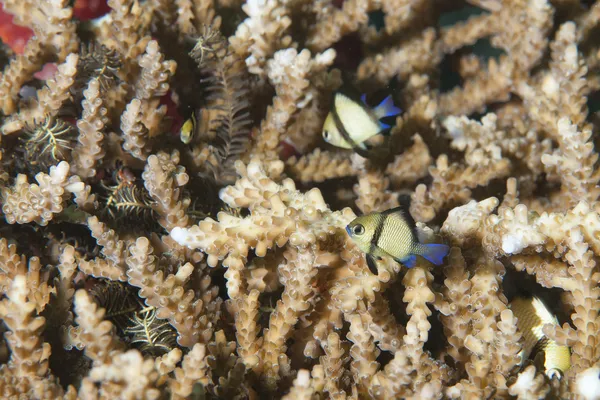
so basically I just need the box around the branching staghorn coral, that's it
[229,0,293,79]
[2,54,80,135]
[0,0,599,398]
[1,162,91,226]
[0,0,78,115]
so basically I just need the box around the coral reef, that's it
[0,0,599,399]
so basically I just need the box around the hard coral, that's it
[0,0,599,399]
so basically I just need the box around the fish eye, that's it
[323,130,330,140]
[352,224,365,235]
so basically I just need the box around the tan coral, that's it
[2,54,80,134]
[261,247,319,389]
[252,48,329,164]
[319,332,347,399]
[229,0,293,78]
[507,365,550,398]
[357,28,441,87]
[385,134,432,188]
[347,312,380,395]
[72,289,123,364]
[83,350,162,399]
[410,155,510,223]
[0,0,77,115]
[142,150,191,231]
[306,0,374,52]
[516,22,590,140]
[134,40,177,138]
[175,0,221,36]
[282,369,316,400]
[98,0,153,74]
[365,294,405,353]
[72,78,108,178]
[169,343,211,398]
[439,0,553,115]
[170,158,357,273]
[121,98,151,160]
[541,118,600,209]
[434,248,472,369]
[232,289,262,370]
[0,0,600,397]
[287,149,357,184]
[354,169,399,214]
[0,275,65,399]
[1,162,87,226]
[0,38,51,116]
[126,237,215,347]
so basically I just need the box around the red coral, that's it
[74,0,110,20]
[0,4,33,54]
[0,0,109,56]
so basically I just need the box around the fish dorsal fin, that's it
[382,202,418,241]
[335,92,378,122]
[398,193,411,210]
[531,296,559,326]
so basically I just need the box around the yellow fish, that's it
[510,296,571,379]
[322,92,400,155]
[180,111,197,144]
[345,203,449,274]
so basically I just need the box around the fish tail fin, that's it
[417,243,450,266]
[373,95,401,120]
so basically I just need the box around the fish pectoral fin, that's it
[366,254,379,275]
[354,146,372,159]
[353,142,394,160]
[357,141,369,150]
[373,95,401,120]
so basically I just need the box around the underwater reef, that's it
[0,0,599,398]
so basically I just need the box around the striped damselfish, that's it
[510,296,571,380]
[322,92,400,156]
[345,200,449,274]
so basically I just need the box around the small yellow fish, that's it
[345,203,449,274]
[322,92,400,154]
[180,111,197,144]
[510,296,571,379]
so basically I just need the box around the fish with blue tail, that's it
[345,200,449,274]
[322,92,400,157]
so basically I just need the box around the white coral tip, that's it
[170,227,189,246]
[508,366,536,395]
[576,365,600,400]
[501,234,525,254]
